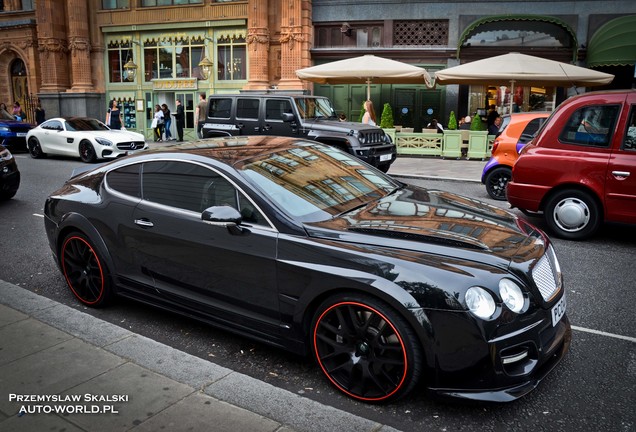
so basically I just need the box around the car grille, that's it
[358,130,388,145]
[116,141,145,151]
[532,245,561,301]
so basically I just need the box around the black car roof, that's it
[142,136,317,166]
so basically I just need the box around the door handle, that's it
[134,218,154,228]
[611,171,630,179]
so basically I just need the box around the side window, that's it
[44,120,63,131]
[265,99,292,120]
[236,98,259,119]
[519,118,545,143]
[623,106,636,151]
[208,98,232,119]
[106,164,141,198]
[142,161,224,213]
[559,105,620,148]
[237,192,267,225]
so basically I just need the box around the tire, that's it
[544,189,601,240]
[377,163,391,173]
[311,294,422,403]
[79,140,97,163]
[0,190,17,200]
[484,166,511,201]
[60,233,113,307]
[27,137,45,159]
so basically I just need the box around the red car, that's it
[508,90,636,240]
[481,112,550,200]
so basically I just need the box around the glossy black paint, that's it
[0,148,20,199]
[44,136,570,402]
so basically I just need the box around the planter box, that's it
[442,130,462,158]
[395,132,442,156]
[467,131,489,160]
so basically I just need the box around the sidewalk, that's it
[387,155,485,182]
[0,281,399,432]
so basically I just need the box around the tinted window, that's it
[559,105,620,148]
[106,164,141,198]
[265,99,293,120]
[623,106,636,151]
[519,118,545,143]
[236,98,259,119]
[142,161,223,213]
[208,98,232,118]
[43,120,63,131]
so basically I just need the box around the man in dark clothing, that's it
[173,99,185,141]
[487,104,500,128]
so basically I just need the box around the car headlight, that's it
[465,287,496,320]
[499,279,525,313]
[0,148,13,161]
[95,137,113,146]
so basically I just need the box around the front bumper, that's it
[425,306,572,402]
[353,144,397,167]
[0,163,20,196]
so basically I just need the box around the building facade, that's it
[1,1,634,136]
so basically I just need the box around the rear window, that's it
[519,118,546,144]
[559,105,620,148]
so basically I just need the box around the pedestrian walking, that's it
[35,101,46,125]
[362,100,376,126]
[151,104,164,141]
[195,92,206,138]
[162,103,173,140]
[173,99,185,141]
[106,99,122,130]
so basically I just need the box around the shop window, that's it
[461,19,573,49]
[217,35,246,81]
[107,41,133,83]
[143,36,205,82]
[314,24,383,48]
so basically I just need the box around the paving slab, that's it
[0,318,72,366]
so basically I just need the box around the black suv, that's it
[202,94,396,172]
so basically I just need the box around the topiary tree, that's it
[447,111,458,130]
[470,113,485,131]
[380,103,394,128]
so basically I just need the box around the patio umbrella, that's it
[296,55,432,100]
[434,52,614,111]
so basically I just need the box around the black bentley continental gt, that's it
[44,136,571,403]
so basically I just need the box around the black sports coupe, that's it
[44,136,570,403]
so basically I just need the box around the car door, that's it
[128,160,281,333]
[605,105,636,223]
[235,97,261,135]
[41,120,71,154]
[263,98,296,136]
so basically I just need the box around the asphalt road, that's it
[2,152,635,432]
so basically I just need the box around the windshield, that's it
[292,97,337,120]
[66,118,110,131]
[237,143,400,222]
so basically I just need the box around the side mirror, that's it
[201,206,246,235]
[282,112,295,122]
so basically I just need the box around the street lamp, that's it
[198,56,214,80]
[123,58,138,82]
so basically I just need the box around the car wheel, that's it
[60,233,113,307]
[544,189,601,240]
[484,166,512,201]
[0,190,17,200]
[27,137,45,159]
[311,294,422,403]
[79,140,97,163]
[377,163,391,173]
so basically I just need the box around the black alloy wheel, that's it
[27,137,45,159]
[79,141,97,163]
[312,294,422,403]
[61,233,112,307]
[484,166,512,201]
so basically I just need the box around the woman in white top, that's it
[152,104,165,141]
[362,100,377,126]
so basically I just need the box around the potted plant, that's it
[447,111,458,130]
[468,113,489,159]
[380,103,394,128]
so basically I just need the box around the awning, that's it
[587,15,636,67]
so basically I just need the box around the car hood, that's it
[304,184,545,266]
[304,119,383,133]
[84,130,145,141]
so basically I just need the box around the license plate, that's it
[379,153,392,162]
[551,294,566,327]
[17,133,27,137]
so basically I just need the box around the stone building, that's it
[1,0,634,137]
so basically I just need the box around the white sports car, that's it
[26,117,148,163]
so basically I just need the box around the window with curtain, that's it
[107,41,133,83]
[217,35,246,81]
[143,36,205,82]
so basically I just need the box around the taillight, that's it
[491,140,499,154]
